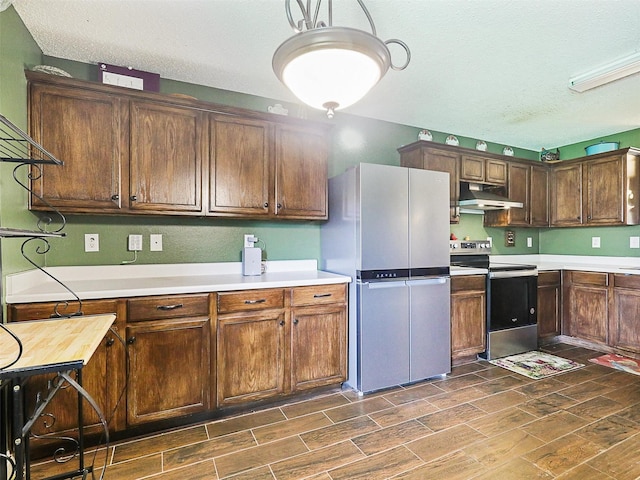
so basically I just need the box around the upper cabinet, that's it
[459,155,507,185]
[27,72,329,221]
[550,149,640,227]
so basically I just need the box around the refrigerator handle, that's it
[363,281,407,289]
[407,277,448,287]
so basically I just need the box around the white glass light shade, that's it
[273,27,391,115]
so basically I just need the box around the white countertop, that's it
[6,260,351,304]
[450,266,488,276]
[490,254,640,275]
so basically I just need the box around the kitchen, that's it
[3,1,640,479]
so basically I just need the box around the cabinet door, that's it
[566,272,609,344]
[129,101,205,213]
[217,311,286,406]
[126,317,210,425]
[485,159,507,185]
[291,304,347,392]
[585,156,624,225]
[530,164,549,226]
[506,163,529,226]
[8,300,126,448]
[209,116,271,216]
[460,155,485,182]
[423,149,460,223]
[29,83,124,212]
[274,124,328,219]
[537,271,561,338]
[550,163,583,226]
[450,276,486,359]
[612,288,640,353]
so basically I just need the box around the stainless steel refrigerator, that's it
[321,163,451,393]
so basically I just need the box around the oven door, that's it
[488,270,537,331]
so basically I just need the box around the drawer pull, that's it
[106,338,115,347]
[313,293,333,298]
[156,303,184,311]
[127,336,136,344]
[244,299,266,305]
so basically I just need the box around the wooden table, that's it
[0,314,116,480]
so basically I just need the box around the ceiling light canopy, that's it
[273,0,410,118]
[569,51,640,92]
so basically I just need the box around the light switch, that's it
[592,236,601,248]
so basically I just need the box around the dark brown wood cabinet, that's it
[216,285,347,406]
[611,274,640,354]
[537,271,561,339]
[460,155,507,185]
[216,289,287,406]
[290,284,347,392]
[129,101,205,214]
[125,294,211,425]
[26,71,329,220]
[485,162,549,227]
[7,300,126,446]
[550,150,640,227]
[28,81,125,213]
[450,275,486,359]
[563,271,609,344]
[398,142,461,223]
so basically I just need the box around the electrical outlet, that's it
[128,234,143,251]
[150,234,163,251]
[592,236,601,248]
[527,237,533,248]
[244,234,257,248]
[84,234,99,252]
[631,236,640,249]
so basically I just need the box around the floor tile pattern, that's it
[30,344,640,479]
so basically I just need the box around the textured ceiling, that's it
[12,0,640,151]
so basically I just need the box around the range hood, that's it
[458,183,523,213]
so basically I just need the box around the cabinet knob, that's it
[279,320,285,326]
[106,338,115,347]
[263,202,269,208]
[126,336,136,344]
[293,319,299,325]
[131,195,137,201]
[111,194,119,201]
[277,203,282,209]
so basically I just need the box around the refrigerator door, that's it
[358,164,409,271]
[407,277,451,380]
[408,168,450,270]
[357,280,410,392]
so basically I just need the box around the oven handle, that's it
[489,269,538,279]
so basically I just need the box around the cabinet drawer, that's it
[128,294,209,321]
[614,274,640,289]
[217,289,284,314]
[569,271,609,287]
[538,271,561,286]
[291,284,346,306]
[451,275,486,292]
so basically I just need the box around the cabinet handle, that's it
[106,338,115,347]
[293,319,299,325]
[111,194,119,201]
[277,203,282,209]
[131,195,137,201]
[127,336,136,344]
[263,202,269,208]
[279,320,285,326]
[313,293,332,298]
[156,303,184,311]
[244,299,266,305]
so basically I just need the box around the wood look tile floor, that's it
[30,344,640,480]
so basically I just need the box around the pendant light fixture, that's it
[272,0,410,118]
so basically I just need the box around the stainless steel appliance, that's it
[321,163,451,393]
[450,240,538,360]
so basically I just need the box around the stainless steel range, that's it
[450,240,538,360]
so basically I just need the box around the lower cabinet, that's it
[611,274,640,354]
[7,299,126,451]
[563,271,609,344]
[450,275,486,359]
[537,271,561,338]
[216,285,347,406]
[125,294,211,425]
